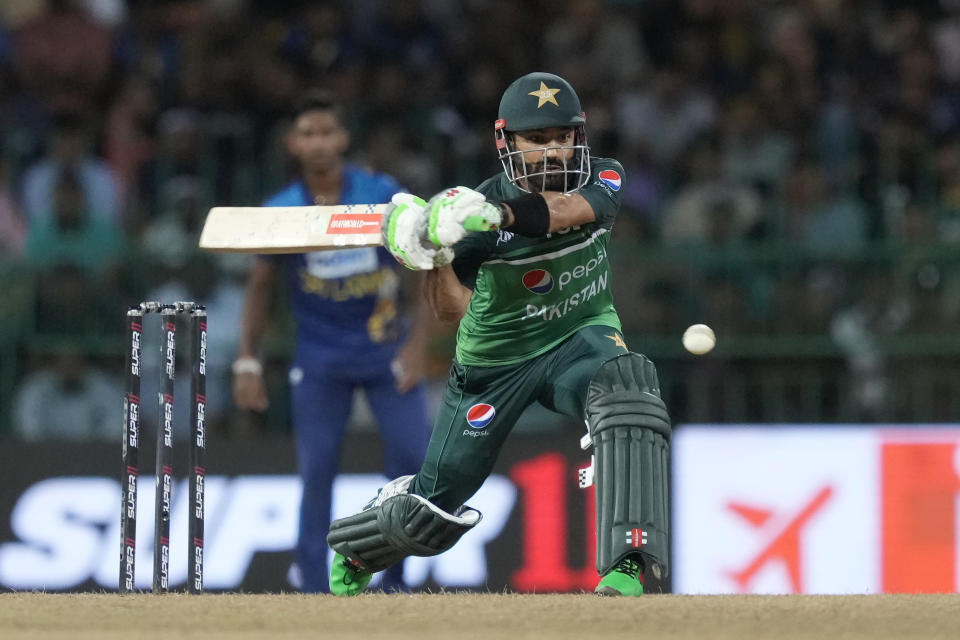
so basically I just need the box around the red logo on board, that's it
[326,214,381,234]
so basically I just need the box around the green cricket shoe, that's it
[595,556,644,597]
[329,552,372,596]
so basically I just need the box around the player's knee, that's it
[586,352,671,440]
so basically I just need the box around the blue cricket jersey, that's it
[262,165,404,368]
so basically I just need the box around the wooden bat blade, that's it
[199,204,388,253]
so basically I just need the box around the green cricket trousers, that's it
[410,324,630,511]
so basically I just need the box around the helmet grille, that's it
[495,126,591,194]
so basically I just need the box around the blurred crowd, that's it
[1,0,959,438]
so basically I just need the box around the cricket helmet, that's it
[495,72,590,193]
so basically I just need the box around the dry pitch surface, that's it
[3,592,959,639]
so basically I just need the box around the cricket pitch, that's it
[2,592,958,639]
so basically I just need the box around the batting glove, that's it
[426,186,503,247]
[382,192,454,270]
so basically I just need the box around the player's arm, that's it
[425,265,472,324]
[233,257,276,411]
[498,191,595,234]
[425,181,617,246]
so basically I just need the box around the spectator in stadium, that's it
[9,0,112,117]
[20,114,119,225]
[779,161,868,251]
[659,138,764,246]
[141,176,207,267]
[614,64,716,168]
[24,165,124,275]
[542,0,648,98]
[12,346,118,441]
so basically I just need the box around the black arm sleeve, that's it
[501,193,550,237]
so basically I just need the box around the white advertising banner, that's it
[673,425,960,594]
[0,474,516,591]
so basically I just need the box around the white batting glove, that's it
[381,193,454,270]
[426,186,503,247]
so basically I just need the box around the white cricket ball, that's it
[682,324,716,355]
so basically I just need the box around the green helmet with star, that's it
[494,72,590,193]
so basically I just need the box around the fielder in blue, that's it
[233,90,431,593]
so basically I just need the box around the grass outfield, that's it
[2,592,959,639]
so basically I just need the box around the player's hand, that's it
[233,371,269,411]
[426,186,503,247]
[382,192,454,270]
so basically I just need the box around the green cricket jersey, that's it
[451,157,625,366]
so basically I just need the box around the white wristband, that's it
[232,357,263,376]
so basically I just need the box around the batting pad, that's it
[586,353,671,577]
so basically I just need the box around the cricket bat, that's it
[198,204,387,253]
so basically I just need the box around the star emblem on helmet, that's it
[528,81,561,108]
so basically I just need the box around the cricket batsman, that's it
[327,72,671,597]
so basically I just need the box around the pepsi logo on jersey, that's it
[522,269,554,295]
[598,170,621,191]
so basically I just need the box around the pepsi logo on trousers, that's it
[466,404,496,428]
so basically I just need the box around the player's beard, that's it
[516,158,571,193]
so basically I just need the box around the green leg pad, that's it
[593,425,669,577]
[587,353,671,578]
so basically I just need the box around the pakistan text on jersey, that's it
[298,266,392,301]
[524,273,608,321]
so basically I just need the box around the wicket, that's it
[120,301,207,594]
